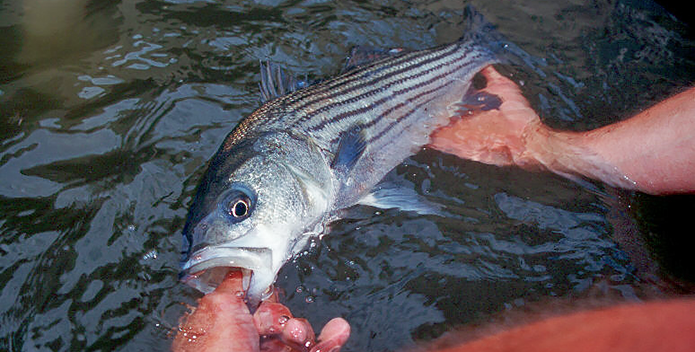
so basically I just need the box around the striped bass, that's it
[180,9,517,303]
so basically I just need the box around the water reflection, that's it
[0,0,693,351]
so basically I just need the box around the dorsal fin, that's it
[259,61,296,103]
[342,46,409,72]
[259,61,319,103]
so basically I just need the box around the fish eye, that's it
[219,186,255,222]
[229,197,250,218]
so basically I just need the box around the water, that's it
[1,0,694,351]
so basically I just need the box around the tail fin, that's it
[461,5,547,77]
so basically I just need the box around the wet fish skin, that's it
[180,27,502,302]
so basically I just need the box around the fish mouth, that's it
[179,246,273,300]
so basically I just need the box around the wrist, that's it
[516,121,558,170]
[523,124,638,190]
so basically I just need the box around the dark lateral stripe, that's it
[362,77,457,140]
[284,44,461,109]
[293,46,462,115]
[231,42,472,146]
[298,51,478,136]
[367,94,440,146]
[326,76,455,148]
[325,83,442,147]
[306,52,480,135]
[288,43,468,123]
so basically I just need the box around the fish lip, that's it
[179,246,272,295]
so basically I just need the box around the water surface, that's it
[1,0,693,351]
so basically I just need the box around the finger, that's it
[311,318,351,352]
[282,318,314,349]
[479,66,524,98]
[173,271,259,352]
[215,269,245,293]
[258,317,313,352]
[254,301,294,335]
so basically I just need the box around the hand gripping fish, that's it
[179,8,529,304]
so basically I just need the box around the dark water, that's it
[1,0,694,351]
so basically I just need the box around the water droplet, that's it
[296,285,305,293]
[305,296,314,304]
[278,315,290,325]
[127,224,136,231]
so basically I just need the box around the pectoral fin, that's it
[331,126,368,172]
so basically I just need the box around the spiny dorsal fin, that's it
[259,61,295,103]
[259,61,319,103]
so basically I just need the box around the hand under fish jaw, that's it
[180,246,277,306]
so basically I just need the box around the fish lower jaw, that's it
[180,265,253,294]
[180,246,275,304]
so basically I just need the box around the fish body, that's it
[180,16,509,302]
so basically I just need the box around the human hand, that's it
[172,271,350,352]
[429,66,545,169]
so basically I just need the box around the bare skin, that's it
[429,66,695,195]
[422,299,695,352]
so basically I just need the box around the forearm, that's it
[525,88,695,195]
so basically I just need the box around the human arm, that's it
[429,66,695,195]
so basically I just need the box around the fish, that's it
[179,7,523,303]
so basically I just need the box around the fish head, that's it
[179,134,331,304]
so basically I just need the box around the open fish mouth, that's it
[179,246,272,298]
